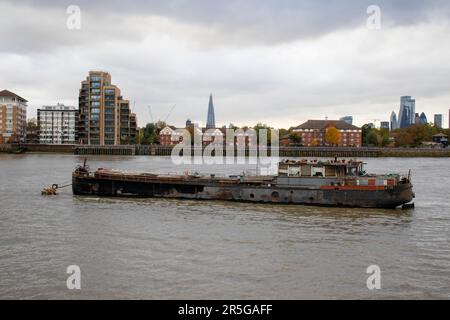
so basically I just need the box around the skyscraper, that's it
[380,121,390,130]
[419,112,428,124]
[78,71,136,145]
[339,116,353,125]
[390,111,398,130]
[434,114,443,128]
[206,94,215,129]
[398,96,416,128]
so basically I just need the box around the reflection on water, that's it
[0,154,449,299]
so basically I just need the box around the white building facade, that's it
[38,104,78,144]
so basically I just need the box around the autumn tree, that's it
[392,123,439,147]
[324,126,341,146]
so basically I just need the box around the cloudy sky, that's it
[1,0,450,128]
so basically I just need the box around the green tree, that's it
[278,128,289,138]
[141,123,157,144]
[379,128,390,147]
[253,123,272,145]
[288,131,302,144]
[365,130,379,146]
[362,124,374,146]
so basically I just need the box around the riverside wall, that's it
[1,144,450,157]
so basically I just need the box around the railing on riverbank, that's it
[0,144,12,153]
[1,143,449,157]
[136,145,450,157]
[74,145,135,156]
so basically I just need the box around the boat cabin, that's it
[278,159,365,177]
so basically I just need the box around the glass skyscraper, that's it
[398,96,416,128]
[206,94,216,129]
[434,114,443,128]
[390,111,398,130]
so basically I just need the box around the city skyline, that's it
[1,1,450,128]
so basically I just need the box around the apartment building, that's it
[293,120,362,147]
[78,71,136,145]
[37,103,78,144]
[0,90,27,144]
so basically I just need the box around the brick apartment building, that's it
[292,120,362,147]
[0,90,27,144]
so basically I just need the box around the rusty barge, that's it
[72,159,414,209]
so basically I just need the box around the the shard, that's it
[206,94,215,128]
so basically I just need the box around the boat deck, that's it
[86,169,276,186]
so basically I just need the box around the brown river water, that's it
[0,154,449,299]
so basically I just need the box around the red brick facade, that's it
[293,120,362,147]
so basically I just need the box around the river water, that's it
[0,154,449,299]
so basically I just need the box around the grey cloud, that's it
[3,0,450,52]
[1,1,450,128]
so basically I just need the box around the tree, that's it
[362,124,389,147]
[253,123,272,145]
[392,123,438,147]
[288,132,302,145]
[26,119,39,144]
[141,123,157,144]
[379,128,390,147]
[155,120,167,131]
[366,130,380,146]
[278,128,289,138]
[393,130,414,147]
[325,126,340,146]
[362,124,374,146]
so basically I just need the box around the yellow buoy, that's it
[41,185,58,195]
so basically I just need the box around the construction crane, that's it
[147,105,154,123]
[145,103,176,126]
[164,104,176,123]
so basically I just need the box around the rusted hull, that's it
[72,175,414,209]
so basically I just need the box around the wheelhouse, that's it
[278,159,365,177]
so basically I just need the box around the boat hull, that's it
[72,175,414,209]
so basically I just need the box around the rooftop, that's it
[295,120,360,130]
[433,133,448,137]
[0,89,28,102]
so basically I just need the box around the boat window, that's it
[312,167,325,177]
